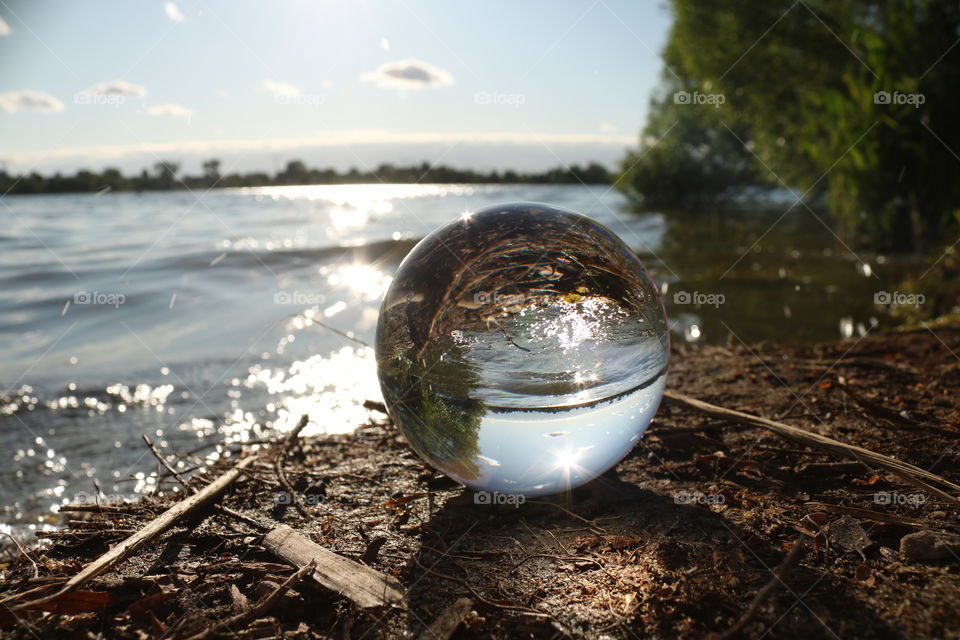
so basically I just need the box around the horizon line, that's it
[1,130,637,168]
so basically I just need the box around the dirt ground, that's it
[2,325,960,639]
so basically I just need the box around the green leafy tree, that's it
[153,160,181,190]
[201,159,221,186]
[622,0,960,251]
[379,339,485,481]
[617,76,763,209]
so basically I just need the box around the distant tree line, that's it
[618,0,960,252]
[0,159,611,195]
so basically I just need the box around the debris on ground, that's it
[2,326,960,638]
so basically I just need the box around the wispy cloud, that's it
[359,59,454,90]
[0,16,11,36]
[262,79,301,98]
[88,80,147,98]
[0,90,65,113]
[146,103,192,117]
[163,2,185,22]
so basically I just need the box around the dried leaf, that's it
[384,493,428,507]
[29,590,113,615]
[127,592,173,623]
[824,516,873,559]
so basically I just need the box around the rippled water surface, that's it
[0,184,917,532]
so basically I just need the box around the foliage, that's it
[379,340,485,481]
[616,81,763,209]
[619,0,960,251]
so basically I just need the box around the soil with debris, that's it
[2,326,960,639]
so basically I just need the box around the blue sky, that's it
[0,0,672,174]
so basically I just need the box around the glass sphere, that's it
[375,202,668,497]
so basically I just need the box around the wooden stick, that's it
[55,504,137,514]
[715,537,806,640]
[263,524,405,609]
[663,390,960,507]
[142,434,266,531]
[8,454,258,611]
[417,597,474,640]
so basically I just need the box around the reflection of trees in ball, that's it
[378,338,484,481]
[380,204,666,357]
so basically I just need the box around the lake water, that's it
[0,184,917,534]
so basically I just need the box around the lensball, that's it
[375,202,668,497]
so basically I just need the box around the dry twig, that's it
[715,536,806,640]
[664,390,960,507]
[6,453,259,611]
[183,560,316,640]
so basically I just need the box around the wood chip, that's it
[418,597,474,640]
[263,525,405,608]
[229,583,250,613]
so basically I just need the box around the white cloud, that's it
[88,80,147,98]
[0,90,64,113]
[163,2,185,22]
[359,59,454,89]
[263,79,301,98]
[0,16,11,36]
[146,103,192,117]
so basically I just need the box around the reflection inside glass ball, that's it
[375,202,669,497]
